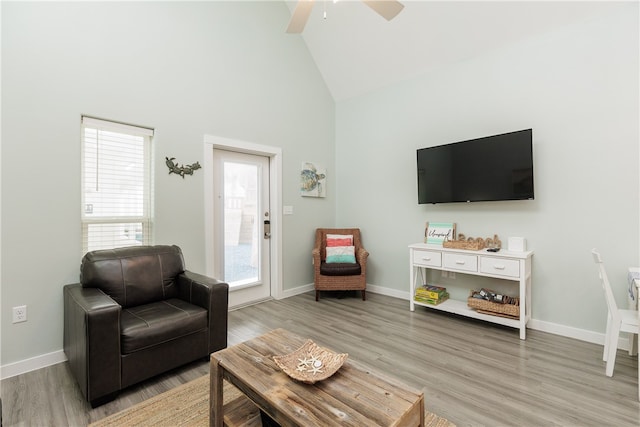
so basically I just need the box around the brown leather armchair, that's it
[63,245,229,407]
[312,228,369,301]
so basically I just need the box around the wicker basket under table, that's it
[467,290,520,319]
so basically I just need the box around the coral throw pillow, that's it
[326,234,353,247]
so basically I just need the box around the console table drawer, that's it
[479,257,520,278]
[443,253,478,272]
[412,250,442,267]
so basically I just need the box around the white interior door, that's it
[212,149,271,307]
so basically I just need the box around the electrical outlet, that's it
[12,305,27,323]
[449,272,456,279]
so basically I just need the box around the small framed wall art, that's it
[424,222,456,245]
[300,162,326,198]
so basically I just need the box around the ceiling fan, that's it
[286,0,404,34]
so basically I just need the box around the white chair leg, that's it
[628,332,637,356]
[603,314,612,361]
[605,327,620,377]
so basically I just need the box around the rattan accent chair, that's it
[312,228,369,301]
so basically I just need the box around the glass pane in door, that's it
[223,161,259,286]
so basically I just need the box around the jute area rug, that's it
[90,375,455,427]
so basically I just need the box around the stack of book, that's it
[414,284,449,305]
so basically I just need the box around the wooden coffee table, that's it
[210,328,424,426]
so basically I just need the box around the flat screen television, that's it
[417,129,534,204]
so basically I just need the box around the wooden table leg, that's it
[210,355,224,427]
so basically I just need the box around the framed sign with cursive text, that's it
[424,222,456,245]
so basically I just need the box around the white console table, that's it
[409,243,533,339]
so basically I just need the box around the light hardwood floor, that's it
[2,291,639,426]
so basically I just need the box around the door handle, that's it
[264,220,271,239]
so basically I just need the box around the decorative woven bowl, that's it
[273,340,348,384]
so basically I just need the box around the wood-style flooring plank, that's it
[1,291,638,426]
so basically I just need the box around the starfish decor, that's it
[296,352,324,375]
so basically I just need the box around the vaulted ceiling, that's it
[285,1,631,101]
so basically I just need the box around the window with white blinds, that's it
[81,116,153,254]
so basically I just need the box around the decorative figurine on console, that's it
[443,233,501,251]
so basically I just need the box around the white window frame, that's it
[81,116,154,254]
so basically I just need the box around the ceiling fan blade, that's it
[362,0,404,21]
[286,0,316,34]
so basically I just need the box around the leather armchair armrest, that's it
[63,283,121,406]
[177,271,229,353]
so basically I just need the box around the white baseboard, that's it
[280,283,405,301]
[1,350,67,380]
[279,283,314,299]
[528,318,635,351]
[366,283,408,300]
[281,283,407,300]
[373,286,617,349]
[527,318,603,346]
[0,286,618,379]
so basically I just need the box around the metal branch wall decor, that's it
[165,157,201,178]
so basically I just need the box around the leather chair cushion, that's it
[320,262,361,276]
[80,245,185,308]
[120,298,207,354]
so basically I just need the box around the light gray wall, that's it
[1,1,335,365]
[2,1,638,369]
[335,6,639,334]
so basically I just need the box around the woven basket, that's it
[273,340,348,384]
[443,240,485,251]
[467,290,520,318]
